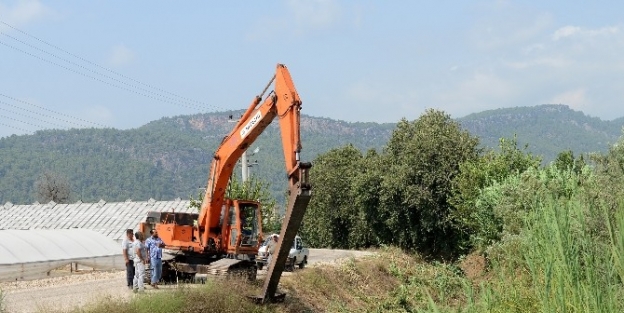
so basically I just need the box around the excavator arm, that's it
[197,64,313,302]
[197,64,308,249]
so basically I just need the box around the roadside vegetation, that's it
[298,108,624,311]
[44,109,624,312]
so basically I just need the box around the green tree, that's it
[348,149,386,248]
[589,132,624,215]
[450,135,541,250]
[189,175,279,234]
[34,171,71,204]
[300,144,363,248]
[554,149,586,173]
[378,110,480,257]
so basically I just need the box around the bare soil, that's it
[459,252,487,280]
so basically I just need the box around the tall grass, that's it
[409,167,623,313]
[454,167,624,313]
[522,197,621,312]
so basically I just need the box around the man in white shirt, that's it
[133,231,149,293]
[121,229,135,290]
[266,234,278,267]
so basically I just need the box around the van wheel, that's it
[299,256,307,269]
[289,257,296,272]
[257,263,263,271]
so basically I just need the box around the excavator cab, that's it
[141,200,263,257]
[221,199,263,255]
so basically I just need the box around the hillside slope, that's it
[0,111,393,204]
[1,104,622,205]
[458,104,622,159]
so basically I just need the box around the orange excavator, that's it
[140,63,312,302]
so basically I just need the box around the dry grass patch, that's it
[282,254,397,312]
[280,247,471,312]
[51,278,311,313]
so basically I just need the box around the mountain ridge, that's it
[0,104,622,204]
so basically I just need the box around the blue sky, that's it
[1,0,623,137]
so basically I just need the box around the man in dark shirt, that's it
[146,229,165,288]
[121,229,135,289]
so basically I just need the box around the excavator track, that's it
[163,258,257,283]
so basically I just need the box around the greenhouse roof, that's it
[0,228,120,265]
[0,199,195,242]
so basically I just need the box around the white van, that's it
[255,234,309,271]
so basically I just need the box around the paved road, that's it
[2,249,374,313]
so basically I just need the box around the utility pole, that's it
[245,147,260,182]
[228,115,255,183]
[241,150,249,182]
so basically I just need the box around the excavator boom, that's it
[197,64,306,249]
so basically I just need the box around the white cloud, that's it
[247,0,343,40]
[0,0,53,28]
[81,105,113,124]
[553,25,619,41]
[447,9,624,120]
[502,24,623,73]
[521,43,545,54]
[470,7,553,51]
[108,44,135,67]
[548,89,588,111]
[504,57,568,69]
[552,26,581,40]
[343,80,421,121]
[346,81,419,106]
[287,0,340,31]
[438,72,514,115]
[351,3,365,29]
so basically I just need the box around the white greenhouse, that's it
[0,198,195,242]
[0,228,125,282]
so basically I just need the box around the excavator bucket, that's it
[251,163,312,303]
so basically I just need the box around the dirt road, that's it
[1,249,374,313]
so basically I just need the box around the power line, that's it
[0,114,47,130]
[0,93,105,128]
[0,122,29,133]
[0,99,83,128]
[0,39,216,114]
[0,103,66,129]
[1,31,211,112]
[0,19,224,112]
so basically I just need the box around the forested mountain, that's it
[0,111,394,205]
[0,104,622,205]
[458,104,623,159]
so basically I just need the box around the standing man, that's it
[121,229,135,290]
[146,229,165,289]
[133,231,148,293]
[266,234,278,268]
